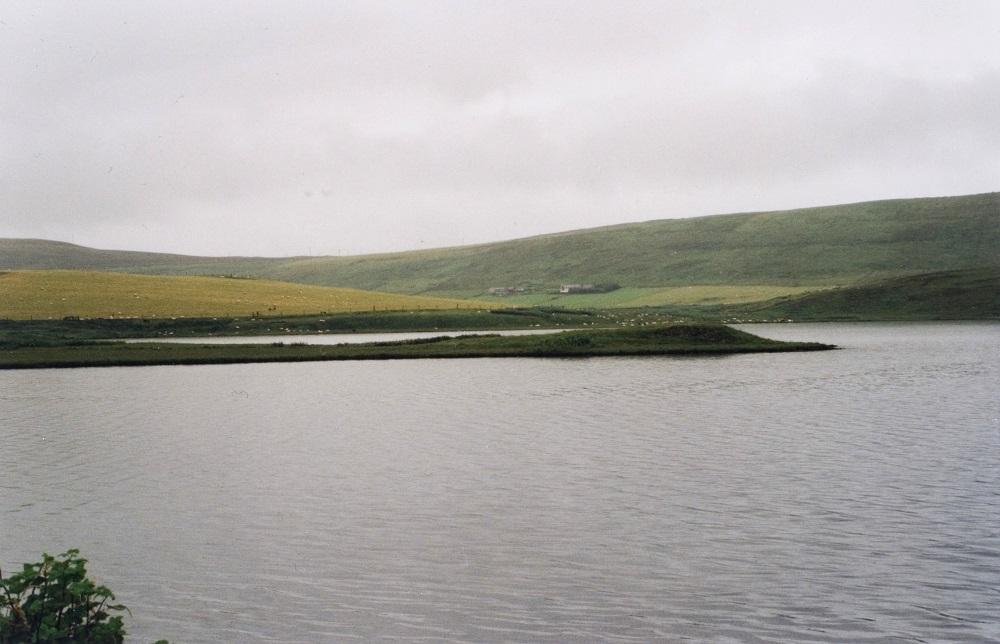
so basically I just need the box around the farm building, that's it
[559,284,595,294]
[559,283,620,294]
[488,287,525,296]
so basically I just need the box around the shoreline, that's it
[0,324,836,370]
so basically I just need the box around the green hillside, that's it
[2,192,997,295]
[717,267,1000,321]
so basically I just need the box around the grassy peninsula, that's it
[0,307,654,348]
[0,324,834,370]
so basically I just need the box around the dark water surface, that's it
[2,323,998,642]
[122,328,560,345]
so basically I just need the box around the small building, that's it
[559,284,595,294]
[559,283,620,294]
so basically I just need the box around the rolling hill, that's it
[2,192,997,296]
[0,270,489,320]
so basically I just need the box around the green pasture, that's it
[0,270,492,320]
[449,285,828,308]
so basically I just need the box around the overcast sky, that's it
[2,1,998,256]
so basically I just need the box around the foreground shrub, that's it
[1,550,127,643]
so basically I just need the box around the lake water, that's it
[2,323,998,642]
[123,328,560,345]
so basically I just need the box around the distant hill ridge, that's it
[3,191,997,293]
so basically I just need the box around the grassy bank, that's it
[0,307,683,348]
[0,324,834,369]
[713,267,1000,322]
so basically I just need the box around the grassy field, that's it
[0,270,491,320]
[3,191,997,294]
[449,285,827,308]
[0,324,835,370]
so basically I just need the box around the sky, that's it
[2,1,999,257]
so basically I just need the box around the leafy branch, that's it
[1,550,130,643]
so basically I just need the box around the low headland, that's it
[0,324,834,370]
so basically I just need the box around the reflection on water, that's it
[2,323,998,642]
[123,328,560,345]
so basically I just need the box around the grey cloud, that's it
[2,0,999,255]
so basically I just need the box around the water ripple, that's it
[1,323,998,642]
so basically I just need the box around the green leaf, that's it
[1,549,128,643]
